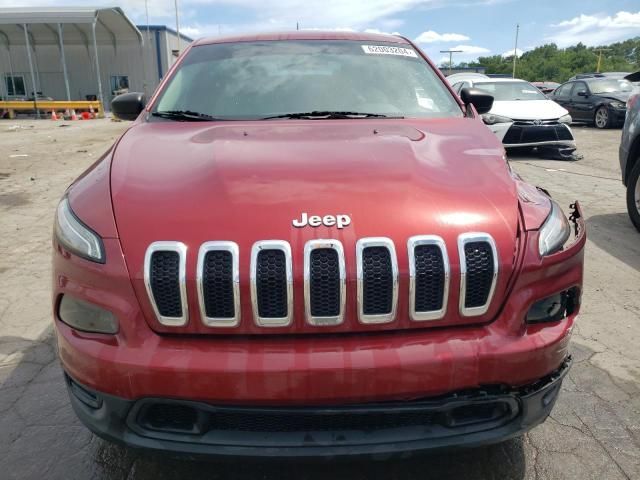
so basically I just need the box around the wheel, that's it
[594,106,611,129]
[627,160,640,232]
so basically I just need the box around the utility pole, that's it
[296,22,299,31]
[595,48,610,73]
[512,23,519,78]
[440,49,462,75]
[174,0,181,54]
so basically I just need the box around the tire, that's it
[627,159,640,232]
[594,105,611,129]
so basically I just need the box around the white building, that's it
[0,7,192,111]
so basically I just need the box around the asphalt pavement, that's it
[0,120,638,479]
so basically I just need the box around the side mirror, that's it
[577,90,589,97]
[460,87,494,115]
[111,92,145,121]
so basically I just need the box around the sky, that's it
[2,0,639,65]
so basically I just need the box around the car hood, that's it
[595,92,630,103]
[112,119,518,250]
[111,118,521,332]
[489,99,568,120]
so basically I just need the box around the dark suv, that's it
[619,73,640,231]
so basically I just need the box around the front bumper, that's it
[65,357,570,457]
[610,107,627,125]
[488,122,575,148]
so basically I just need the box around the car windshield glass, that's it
[153,40,462,120]
[588,79,633,94]
[474,81,547,101]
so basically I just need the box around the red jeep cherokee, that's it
[52,31,585,457]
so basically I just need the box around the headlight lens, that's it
[55,197,105,263]
[539,201,571,256]
[481,113,512,125]
[609,101,625,109]
[558,114,572,124]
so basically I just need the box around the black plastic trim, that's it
[64,357,571,458]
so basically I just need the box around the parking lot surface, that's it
[0,120,638,479]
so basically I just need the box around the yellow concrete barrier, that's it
[0,100,103,119]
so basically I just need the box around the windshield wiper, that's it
[261,111,402,120]
[151,110,219,121]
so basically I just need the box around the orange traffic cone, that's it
[70,109,78,121]
[51,110,58,120]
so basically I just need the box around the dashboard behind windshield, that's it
[153,40,462,120]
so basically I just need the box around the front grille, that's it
[251,241,293,326]
[203,251,234,317]
[459,234,498,316]
[256,250,287,317]
[414,245,445,311]
[362,247,393,314]
[144,242,187,326]
[304,240,346,326]
[150,252,182,317]
[464,242,494,308]
[357,238,398,323]
[408,236,449,321]
[144,233,499,329]
[309,248,340,316]
[197,241,240,327]
[502,124,573,145]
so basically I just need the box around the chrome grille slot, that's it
[144,242,188,326]
[197,242,240,327]
[458,233,498,317]
[304,240,346,326]
[250,241,293,327]
[408,236,449,321]
[356,238,398,324]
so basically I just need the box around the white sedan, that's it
[448,74,575,149]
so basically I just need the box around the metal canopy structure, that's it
[0,7,143,116]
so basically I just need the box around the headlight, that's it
[539,201,571,256]
[55,196,105,263]
[609,101,625,109]
[481,113,512,125]
[558,114,572,124]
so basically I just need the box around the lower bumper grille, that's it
[503,123,573,144]
[132,394,518,444]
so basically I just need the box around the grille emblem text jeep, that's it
[292,213,351,229]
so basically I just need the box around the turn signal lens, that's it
[58,295,118,334]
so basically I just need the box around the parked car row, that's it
[447,73,575,152]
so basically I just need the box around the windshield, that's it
[589,79,633,94]
[153,40,462,120]
[474,81,547,101]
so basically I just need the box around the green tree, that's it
[462,37,639,82]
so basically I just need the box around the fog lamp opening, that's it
[58,294,119,334]
[526,288,579,324]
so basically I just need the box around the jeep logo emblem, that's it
[292,213,351,229]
